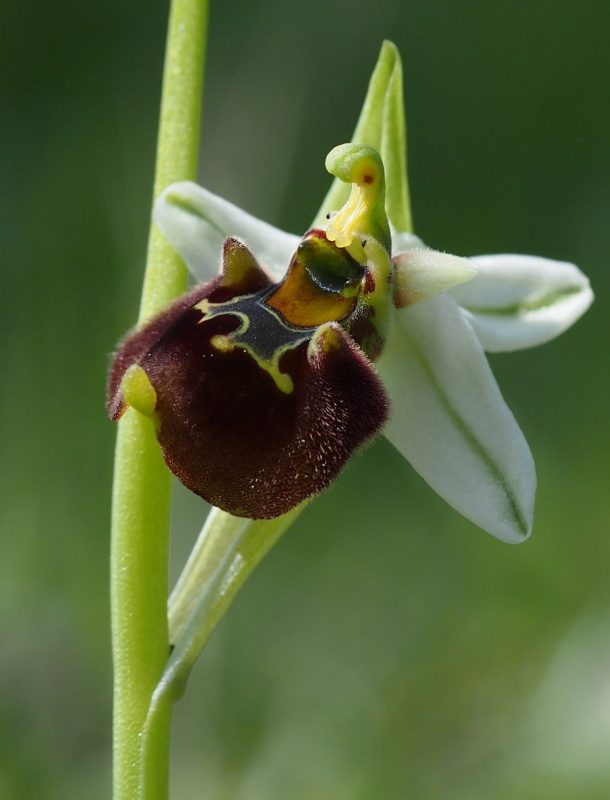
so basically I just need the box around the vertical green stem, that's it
[111,420,175,800]
[110,1,209,799]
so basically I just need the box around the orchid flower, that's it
[108,31,595,800]
[108,42,592,546]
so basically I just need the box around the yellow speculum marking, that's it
[209,334,232,352]
[206,306,295,395]
[210,332,295,395]
[250,354,294,394]
[195,298,210,314]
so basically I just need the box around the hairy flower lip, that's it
[108,232,391,518]
[150,180,593,543]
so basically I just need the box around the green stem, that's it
[110,0,209,798]
[111,422,174,800]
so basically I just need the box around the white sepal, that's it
[450,253,594,352]
[378,293,536,543]
[154,181,299,283]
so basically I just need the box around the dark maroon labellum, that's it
[108,235,388,518]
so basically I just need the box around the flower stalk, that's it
[110,0,209,798]
[137,504,305,793]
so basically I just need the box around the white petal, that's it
[393,249,477,306]
[378,294,536,543]
[153,181,300,282]
[450,254,594,352]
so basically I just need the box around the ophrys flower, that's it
[107,43,593,543]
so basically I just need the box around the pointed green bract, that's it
[381,51,413,233]
[314,41,411,232]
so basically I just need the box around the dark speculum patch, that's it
[201,285,314,368]
[108,237,388,518]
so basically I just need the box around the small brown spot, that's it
[363,174,374,184]
[364,271,376,294]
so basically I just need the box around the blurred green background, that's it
[2,0,609,797]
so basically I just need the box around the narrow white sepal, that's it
[153,181,299,283]
[450,254,594,352]
[393,249,477,306]
[378,294,536,543]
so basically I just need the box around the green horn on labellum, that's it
[107,146,395,519]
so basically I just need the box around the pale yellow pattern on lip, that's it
[198,293,303,395]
